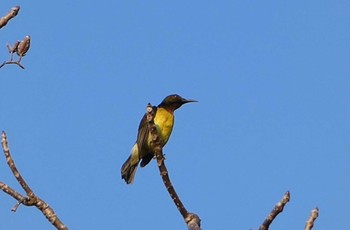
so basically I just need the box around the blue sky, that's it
[0,1,349,229]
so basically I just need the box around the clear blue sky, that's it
[1,1,349,229]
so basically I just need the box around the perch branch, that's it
[0,61,25,69]
[259,191,290,230]
[304,207,319,230]
[0,6,20,29]
[1,131,68,230]
[146,104,201,230]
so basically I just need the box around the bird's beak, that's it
[182,98,198,104]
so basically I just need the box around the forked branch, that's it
[1,131,68,230]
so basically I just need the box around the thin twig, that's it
[1,131,68,230]
[0,6,20,29]
[0,181,25,204]
[0,61,25,69]
[146,104,201,230]
[305,207,319,230]
[259,191,290,230]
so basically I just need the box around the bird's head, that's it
[158,94,197,112]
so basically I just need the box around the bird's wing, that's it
[136,106,157,154]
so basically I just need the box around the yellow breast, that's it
[154,108,174,145]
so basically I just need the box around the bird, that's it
[121,94,197,184]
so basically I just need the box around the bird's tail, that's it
[121,155,138,184]
[121,146,139,184]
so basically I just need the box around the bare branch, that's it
[1,131,68,230]
[0,181,25,204]
[0,61,25,69]
[305,207,319,230]
[2,131,35,198]
[146,104,201,230]
[0,6,20,29]
[259,191,290,230]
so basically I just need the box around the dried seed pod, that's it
[16,35,31,57]
[7,40,20,61]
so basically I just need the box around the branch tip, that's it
[0,6,20,29]
[259,191,291,230]
[305,207,319,230]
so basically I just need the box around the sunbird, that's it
[121,94,197,184]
